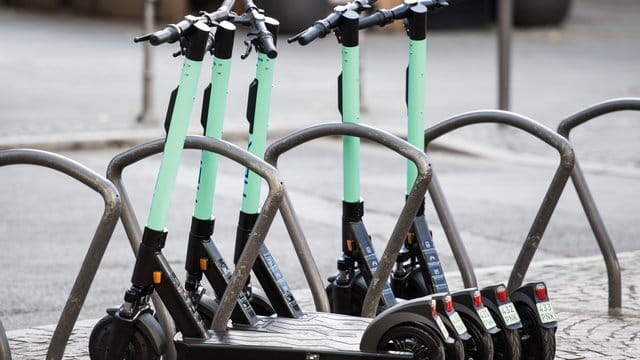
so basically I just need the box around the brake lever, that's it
[241,33,258,59]
[134,33,153,43]
[172,37,190,57]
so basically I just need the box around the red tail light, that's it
[496,286,508,303]
[431,299,438,317]
[535,283,548,301]
[473,290,483,308]
[444,295,454,313]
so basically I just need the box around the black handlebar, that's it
[243,5,278,58]
[150,17,194,45]
[358,0,449,30]
[288,0,376,45]
[135,0,280,59]
[134,1,235,47]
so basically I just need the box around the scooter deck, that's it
[175,312,411,359]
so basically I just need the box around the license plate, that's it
[478,307,497,330]
[536,301,558,323]
[449,312,468,335]
[435,315,450,340]
[499,303,521,326]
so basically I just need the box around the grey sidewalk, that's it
[6,251,639,359]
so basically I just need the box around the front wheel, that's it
[516,303,556,360]
[377,323,446,360]
[89,314,160,360]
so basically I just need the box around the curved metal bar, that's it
[106,136,284,332]
[428,171,478,288]
[0,149,121,360]
[557,97,640,138]
[555,98,640,315]
[278,190,331,312]
[265,122,432,318]
[0,318,10,360]
[424,110,575,292]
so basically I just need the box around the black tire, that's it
[515,303,556,360]
[487,308,521,360]
[439,317,465,360]
[391,267,430,300]
[460,313,494,360]
[327,274,388,316]
[89,314,159,360]
[377,323,446,360]
[249,291,276,316]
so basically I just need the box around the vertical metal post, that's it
[498,0,512,110]
[138,0,157,123]
[0,318,10,360]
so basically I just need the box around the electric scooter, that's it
[358,2,560,359]
[288,1,471,359]
[90,2,451,359]
[358,2,499,359]
[229,0,304,319]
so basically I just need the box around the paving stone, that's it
[5,251,639,358]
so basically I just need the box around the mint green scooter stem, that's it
[193,57,233,220]
[406,38,426,193]
[342,44,361,203]
[241,52,275,214]
[147,58,205,231]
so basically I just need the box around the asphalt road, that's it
[0,140,638,330]
[0,0,639,335]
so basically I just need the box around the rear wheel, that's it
[248,290,276,316]
[89,314,159,360]
[487,308,521,360]
[437,316,464,360]
[377,323,446,360]
[459,313,494,360]
[516,303,556,360]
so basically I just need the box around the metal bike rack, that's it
[557,97,640,315]
[106,135,286,340]
[423,110,575,293]
[0,149,121,360]
[0,319,10,360]
[264,122,433,318]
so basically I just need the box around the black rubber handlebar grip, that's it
[258,34,278,58]
[297,24,326,46]
[149,27,179,45]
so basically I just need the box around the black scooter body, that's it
[175,297,451,359]
[510,282,558,329]
[451,289,501,335]
[480,284,523,331]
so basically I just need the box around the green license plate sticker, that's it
[478,307,497,330]
[449,312,468,335]
[499,303,521,326]
[536,301,558,323]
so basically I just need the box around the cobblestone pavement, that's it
[5,251,638,359]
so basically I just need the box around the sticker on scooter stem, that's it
[536,301,558,323]
[478,307,497,330]
[449,312,468,335]
[499,303,521,326]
